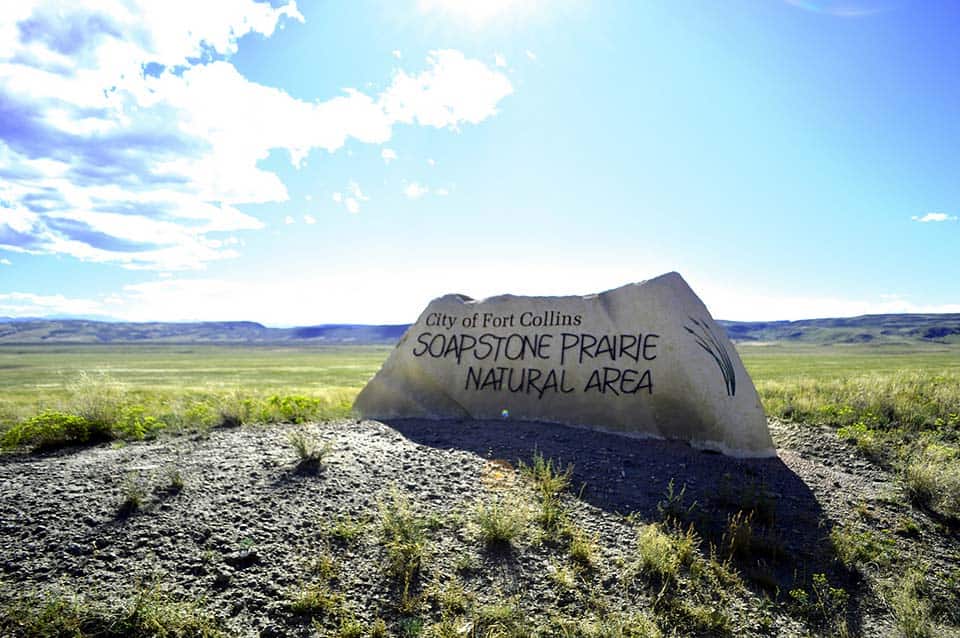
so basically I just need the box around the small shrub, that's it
[475,496,527,548]
[830,523,897,569]
[568,526,599,568]
[370,618,389,638]
[521,451,572,493]
[264,394,329,423]
[690,550,743,593]
[721,510,754,559]
[903,445,960,521]
[635,524,696,581]
[656,479,698,524]
[473,600,530,637]
[893,516,921,538]
[521,451,573,537]
[422,617,461,638]
[548,560,578,592]
[118,472,148,516]
[334,615,365,638]
[888,568,934,638]
[430,578,470,615]
[113,404,163,440]
[289,582,344,615]
[309,551,338,582]
[454,552,478,574]
[537,488,568,536]
[837,421,887,462]
[656,597,731,635]
[596,612,662,638]
[288,429,333,472]
[549,611,662,638]
[164,465,185,493]
[328,515,367,546]
[716,474,776,525]
[379,489,428,606]
[789,573,849,636]
[1,411,110,451]
[399,616,424,637]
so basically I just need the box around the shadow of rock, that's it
[381,417,864,631]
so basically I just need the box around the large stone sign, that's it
[354,272,775,458]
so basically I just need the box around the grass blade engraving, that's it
[685,317,736,396]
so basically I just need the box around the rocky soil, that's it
[1,418,958,637]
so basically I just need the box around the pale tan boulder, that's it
[354,272,775,458]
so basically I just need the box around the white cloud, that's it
[404,182,430,199]
[427,158,436,166]
[392,49,402,59]
[435,187,450,196]
[0,2,513,271]
[381,148,398,164]
[912,212,957,223]
[0,258,10,265]
[330,181,366,214]
[525,50,537,61]
[284,216,295,225]
[380,50,513,130]
[303,214,316,224]
[0,292,107,317]
[347,181,369,201]
[495,53,507,67]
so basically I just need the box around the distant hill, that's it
[0,320,409,344]
[1,314,959,345]
[720,314,960,345]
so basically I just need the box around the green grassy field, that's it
[0,344,392,400]
[740,342,960,427]
[739,342,960,379]
[2,342,958,433]
[0,344,391,448]
[3,342,957,424]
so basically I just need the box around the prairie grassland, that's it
[741,343,960,520]
[0,344,390,448]
[4,342,958,430]
[741,343,960,429]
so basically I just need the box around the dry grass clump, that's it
[0,585,223,638]
[520,451,573,537]
[886,568,934,638]
[288,428,333,472]
[378,488,429,609]
[474,495,528,549]
[903,444,960,522]
[789,573,850,637]
[635,523,696,581]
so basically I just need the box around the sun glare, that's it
[417,0,544,27]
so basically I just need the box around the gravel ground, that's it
[1,418,957,637]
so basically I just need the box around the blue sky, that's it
[1,0,958,324]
